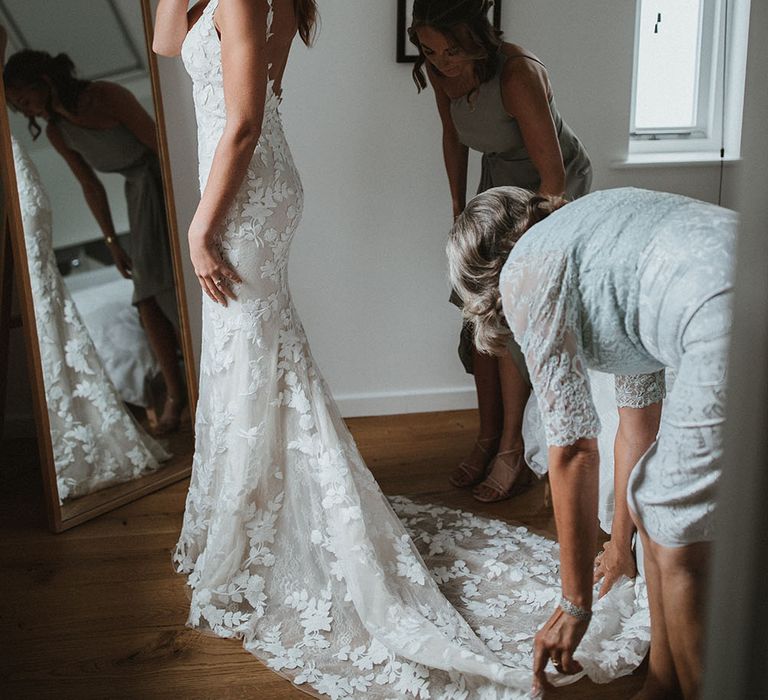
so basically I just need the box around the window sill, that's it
[612,152,742,168]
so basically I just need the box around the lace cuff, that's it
[614,371,666,409]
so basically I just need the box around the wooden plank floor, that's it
[0,410,645,699]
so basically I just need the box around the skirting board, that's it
[2,387,478,440]
[334,386,477,418]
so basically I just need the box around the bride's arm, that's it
[186,0,268,304]
[190,0,267,242]
[153,0,194,56]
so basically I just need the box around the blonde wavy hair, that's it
[447,187,566,355]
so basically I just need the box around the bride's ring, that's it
[214,277,224,286]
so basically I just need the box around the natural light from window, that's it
[633,0,703,131]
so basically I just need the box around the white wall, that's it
[503,1,732,200]
[5,0,737,432]
[156,0,732,418]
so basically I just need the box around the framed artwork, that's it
[396,0,503,63]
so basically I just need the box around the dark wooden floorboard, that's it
[0,410,644,698]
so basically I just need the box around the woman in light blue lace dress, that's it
[448,186,735,699]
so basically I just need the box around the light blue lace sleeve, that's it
[501,253,601,447]
[614,371,666,408]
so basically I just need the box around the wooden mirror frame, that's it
[0,0,197,532]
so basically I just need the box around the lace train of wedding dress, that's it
[174,3,649,697]
[12,137,169,502]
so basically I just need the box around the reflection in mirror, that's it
[0,0,194,526]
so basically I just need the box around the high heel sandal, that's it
[472,448,534,503]
[448,435,500,489]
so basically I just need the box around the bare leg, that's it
[450,347,503,487]
[473,350,531,501]
[137,297,185,431]
[652,537,711,699]
[497,351,529,453]
[632,526,682,700]
[474,347,504,440]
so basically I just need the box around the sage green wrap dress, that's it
[449,51,592,378]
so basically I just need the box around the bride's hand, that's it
[593,538,637,598]
[189,225,242,306]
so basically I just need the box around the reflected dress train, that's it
[12,137,169,502]
[173,2,649,697]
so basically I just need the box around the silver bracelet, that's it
[558,596,592,622]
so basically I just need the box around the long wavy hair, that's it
[3,49,89,139]
[447,187,566,355]
[294,0,319,46]
[408,0,502,93]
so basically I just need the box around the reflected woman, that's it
[409,0,592,501]
[4,51,185,433]
[0,26,169,500]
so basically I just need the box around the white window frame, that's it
[626,0,750,165]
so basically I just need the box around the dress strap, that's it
[265,0,274,85]
[206,0,220,39]
[497,52,552,108]
[266,0,274,40]
[503,53,547,70]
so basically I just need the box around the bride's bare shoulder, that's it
[212,0,290,43]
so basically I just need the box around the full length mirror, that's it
[0,0,196,531]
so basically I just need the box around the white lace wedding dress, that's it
[12,137,169,502]
[174,3,649,697]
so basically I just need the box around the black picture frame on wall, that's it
[396,0,502,63]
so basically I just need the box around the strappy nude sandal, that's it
[448,435,500,489]
[472,448,534,503]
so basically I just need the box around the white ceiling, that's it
[0,0,148,82]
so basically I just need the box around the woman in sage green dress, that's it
[4,49,185,433]
[410,0,592,502]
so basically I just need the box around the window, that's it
[628,0,750,162]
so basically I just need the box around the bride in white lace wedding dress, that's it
[165,1,648,697]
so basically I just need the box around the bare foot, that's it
[155,395,185,435]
